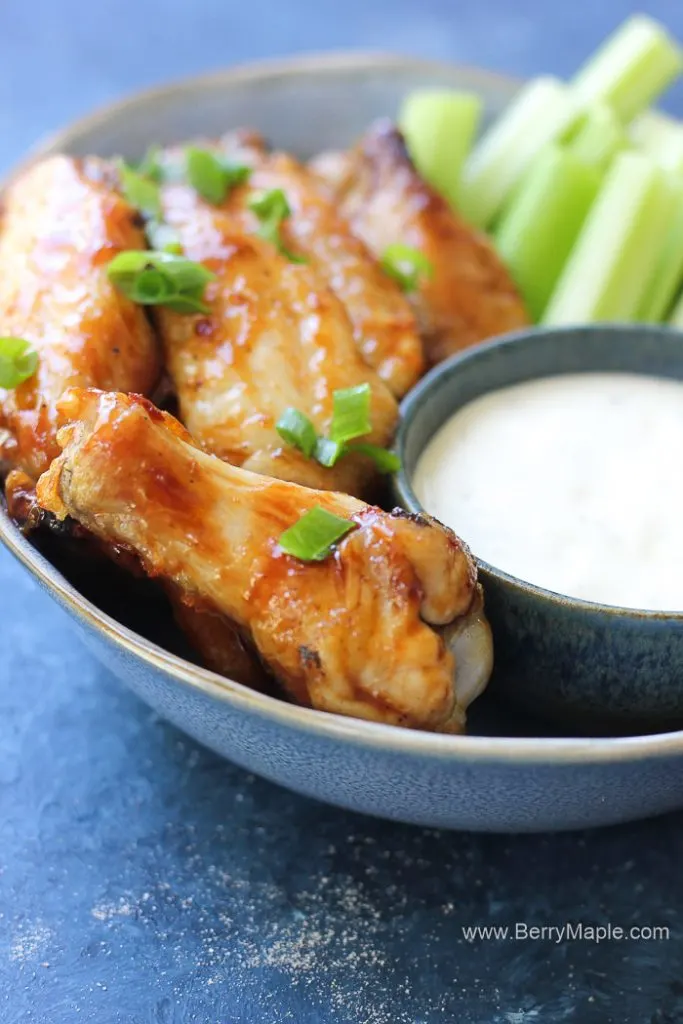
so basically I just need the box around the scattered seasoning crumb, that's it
[9,922,53,963]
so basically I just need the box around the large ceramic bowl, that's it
[4,54,683,833]
[394,323,683,733]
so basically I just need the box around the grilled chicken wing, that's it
[0,155,160,484]
[155,169,398,496]
[209,132,424,396]
[311,120,529,366]
[37,388,492,732]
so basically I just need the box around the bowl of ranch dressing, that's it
[395,324,683,732]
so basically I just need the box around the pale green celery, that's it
[566,103,626,169]
[571,15,683,122]
[399,90,482,208]
[669,290,683,327]
[495,145,600,322]
[543,152,671,324]
[630,110,683,171]
[636,178,683,321]
[459,77,580,228]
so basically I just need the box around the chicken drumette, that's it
[37,388,492,732]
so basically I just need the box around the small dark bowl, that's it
[394,324,683,733]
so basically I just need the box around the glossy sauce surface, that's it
[413,373,683,610]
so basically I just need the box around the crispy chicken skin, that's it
[311,120,529,366]
[211,133,424,396]
[37,388,491,732]
[0,155,160,482]
[155,173,398,497]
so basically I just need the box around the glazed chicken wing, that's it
[37,388,492,732]
[311,120,529,366]
[0,155,160,484]
[154,168,397,496]
[210,132,424,396]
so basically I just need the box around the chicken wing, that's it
[37,388,492,732]
[0,155,160,484]
[209,132,423,396]
[154,170,398,496]
[311,120,529,366]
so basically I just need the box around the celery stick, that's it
[543,152,671,324]
[399,90,482,208]
[566,103,626,170]
[495,145,600,321]
[669,290,683,327]
[572,15,683,122]
[459,77,580,228]
[630,110,683,172]
[636,179,683,321]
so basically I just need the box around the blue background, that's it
[2,2,683,1022]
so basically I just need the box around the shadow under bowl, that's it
[394,323,683,733]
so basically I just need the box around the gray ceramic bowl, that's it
[395,324,683,733]
[4,54,683,832]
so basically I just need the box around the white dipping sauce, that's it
[413,373,683,610]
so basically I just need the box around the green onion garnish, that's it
[117,160,162,219]
[380,243,434,293]
[278,506,355,562]
[135,146,163,183]
[349,442,402,474]
[313,437,345,468]
[248,188,307,263]
[275,383,400,473]
[107,250,215,313]
[145,219,183,254]
[276,408,317,459]
[329,383,372,444]
[186,146,252,205]
[0,337,38,389]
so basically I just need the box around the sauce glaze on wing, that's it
[0,155,160,481]
[37,388,491,733]
[311,120,529,366]
[154,173,398,497]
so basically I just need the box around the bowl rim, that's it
[395,322,683,621]
[5,51,683,767]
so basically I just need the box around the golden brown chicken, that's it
[311,120,529,366]
[212,132,424,396]
[155,169,398,497]
[0,155,160,488]
[37,388,492,732]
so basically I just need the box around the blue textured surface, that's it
[2,1,683,1020]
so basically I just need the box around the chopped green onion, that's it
[186,147,228,204]
[135,146,163,183]
[495,145,600,321]
[314,437,345,467]
[186,146,252,205]
[276,407,317,458]
[399,90,482,208]
[329,383,372,444]
[544,152,671,324]
[0,337,38,389]
[460,77,580,229]
[248,188,306,263]
[117,160,162,218]
[107,250,215,313]
[145,219,182,253]
[349,442,401,474]
[571,15,683,123]
[278,506,355,562]
[380,244,433,293]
